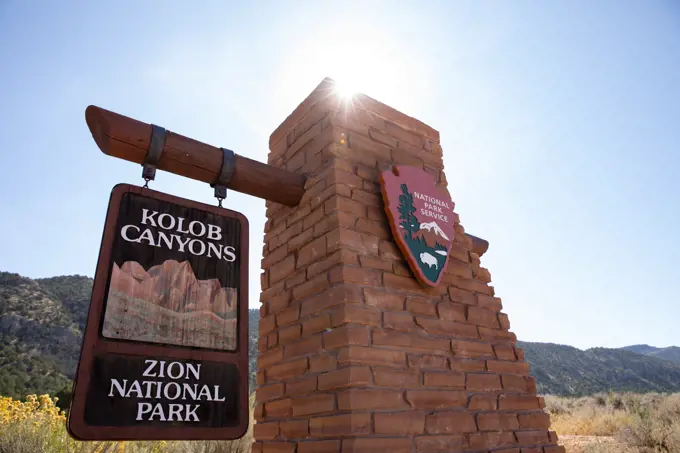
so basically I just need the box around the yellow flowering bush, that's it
[0,394,253,453]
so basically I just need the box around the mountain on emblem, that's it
[380,166,455,287]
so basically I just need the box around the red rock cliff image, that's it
[102,259,238,351]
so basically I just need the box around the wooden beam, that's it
[85,106,307,206]
[85,105,489,256]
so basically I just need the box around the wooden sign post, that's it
[68,184,249,440]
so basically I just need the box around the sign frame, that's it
[68,183,249,441]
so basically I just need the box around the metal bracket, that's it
[211,148,235,205]
[142,124,167,185]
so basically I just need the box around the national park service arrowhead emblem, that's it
[380,166,455,287]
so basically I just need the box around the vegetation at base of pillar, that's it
[0,393,254,453]
[397,183,446,282]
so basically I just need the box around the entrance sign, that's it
[68,184,249,440]
[380,166,455,287]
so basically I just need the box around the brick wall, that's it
[254,78,565,453]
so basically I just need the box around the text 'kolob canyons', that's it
[120,209,237,262]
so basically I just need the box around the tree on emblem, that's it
[398,183,419,240]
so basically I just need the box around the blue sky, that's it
[1,1,678,350]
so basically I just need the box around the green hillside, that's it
[621,344,680,364]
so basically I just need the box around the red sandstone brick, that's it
[477,413,520,431]
[364,288,405,310]
[276,305,300,327]
[278,419,308,439]
[261,442,296,453]
[328,228,380,255]
[502,375,536,393]
[285,270,306,289]
[254,403,264,422]
[515,347,526,361]
[373,330,450,354]
[499,395,541,410]
[298,440,340,453]
[258,337,267,352]
[302,313,332,336]
[479,327,518,344]
[310,353,338,373]
[406,296,437,317]
[406,390,467,410]
[268,291,292,313]
[415,434,467,452]
[474,267,492,283]
[252,441,263,453]
[285,376,317,397]
[310,413,371,437]
[330,304,381,327]
[447,275,495,295]
[426,412,477,434]
[267,358,308,381]
[487,360,530,375]
[267,332,278,349]
[408,354,448,370]
[338,388,408,411]
[292,393,335,416]
[467,373,502,391]
[329,266,382,285]
[373,368,421,387]
[264,398,292,418]
[262,244,290,270]
[287,228,315,252]
[338,345,406,368]
[499,312,511,330]
[325,195,366,218]
[314,210,356,238]
[415,317,479,339]
[307,250,358,279]
[515,430,550,445]
[383,311,419,332]
[318,366,372,390]
[468,432,516,449]
[423,371,465,388]
[437,301,466,322]
[297,235,327,267]
[548,430,559,442]
[518,413,552,430]
[260,314,277,335]
[292,273,330,301]
[450,359,487,372]
[451,340,495,358]
[369,128,398,147]
[253,421,279,440]
[278,324,301,344]
[256,383,285,403]
[324,326,370,349]
[468,394,498,411]
[284,335,322,358]
[383,272,424,291]
[300,285,362,317]
[257,370,266,386]
[258,347,284,370]
[467,306,501,329]
[374,411,426,435]
[520,449,542,453]
[351,189,381,207]
[494,344,517,361]
[358,254,393,271]
[378,240,402,260]
[447,286,477,305]
[445,259,473,279]
[477,294,503,311]
[342,437,412,453]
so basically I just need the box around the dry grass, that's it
[545,392,680,452]
[0,394,255,453]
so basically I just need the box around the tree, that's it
[398,184,419,239]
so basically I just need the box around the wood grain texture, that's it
[86,106,307,206]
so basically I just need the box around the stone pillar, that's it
[253,78,564,453]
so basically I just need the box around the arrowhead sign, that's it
[380,166,455,287]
